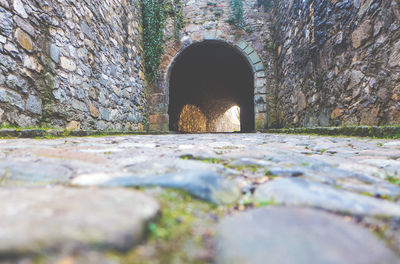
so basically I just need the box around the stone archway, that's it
[149,38,267,132]
[168,40,255,133]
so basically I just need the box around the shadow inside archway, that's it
[168,41,254,133]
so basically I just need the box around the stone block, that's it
[248,52,261,64]
[15,28,33,52]
[89,102,99,118]
[66,121,81,130]
[203,30,215,40]
[331,107,344,119]
[256,71,265,78]
[26,94,42,115]
[243,45,254,55]
[255,113,267,130]
[352,20,372,48]
[255,94,266,104]
[14,16,34,37]
[389,40,400,68]
[60,57,76,72]
[236,40,248,50]
[254,62,264,72]
[0,7,13,36]
[13,0,28,19]
[50,44,60,63]
[0,87,24,109]
[149,114,169,132]
[0,0,9,8]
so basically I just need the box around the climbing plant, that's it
[230,0,245,29]
[172,0,184,40]
[141,0,165,83]
[141,0,184,83]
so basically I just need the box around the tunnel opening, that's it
[168,41,255,133]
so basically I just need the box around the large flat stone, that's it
[254,178,400,217]
[216,207,399,264]
[0,161,73,186]
[72,169,240,205]
[0,187,159,258]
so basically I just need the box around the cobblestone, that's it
[0,133,399,262]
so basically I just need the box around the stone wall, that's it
[274,0,400,127]
[0,0,145,130]
[149,0,274,131]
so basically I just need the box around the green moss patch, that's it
[107,188,224,263]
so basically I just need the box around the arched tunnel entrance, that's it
[168,41,255,133]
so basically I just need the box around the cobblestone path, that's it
[1,133,400,263]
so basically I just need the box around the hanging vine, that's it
[141,0,184,83]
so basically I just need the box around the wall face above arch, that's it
[0,0,145,130]
[148,0,276,132]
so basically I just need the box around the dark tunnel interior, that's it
[168,41,255,133]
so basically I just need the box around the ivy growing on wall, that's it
[257,0,274,11]
[172,0,184,40]
[141,0,184,83]
[142,0,165,83]
[230,0,245,29]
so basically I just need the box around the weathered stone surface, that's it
[66,120,81,130]
[15,28,33,52]
[0,187,159,257]
[0,0,9,8]
[216,207,399,264]
[0,0,145,129]
[60,56,76,72]
[73,170,240,205]
[254,178,400,217]
[0,87,24,109]
[331,107,344,119]
[297,91,306,111]
[0,7,13,36]
[14,16,35,36]
[25,94,42,115]
[23,55,42,72]
[389,40,400,68]
[89,102,100,118]
[50,44,60,63]
[1,133,400,259]
[13,0,28,19]
[352,20,372,48]
[348,70,364,89]
[0,161,72,186]
[275,0,399,127]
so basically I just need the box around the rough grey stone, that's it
[254,178,400,217]
[81,21,92,38]
[236,40,248,50]
[50,44,60,63]
[0,187,159,257]
[13,0,28,19]
[6,74,27,93]
[14,16,35,36]
[0,161,72,186]
[72,170,240,205]
[0,87,24,109]
[216,207,399,264]
[99,107,111,121]
[0,7,12,36]
[248,52,261,64]
[25,94,42,115]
